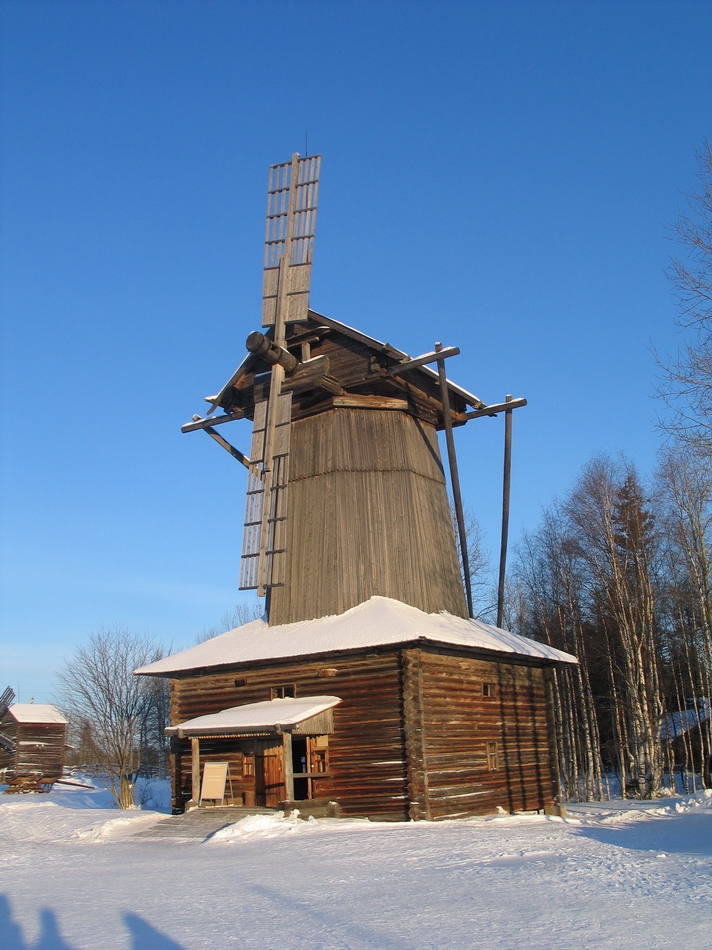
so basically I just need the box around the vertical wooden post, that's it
[497,394,513,629]
[282,731,294,802]
[436,342,473,618]
[191,737,201,807]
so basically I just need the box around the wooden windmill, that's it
[183,155,526,626]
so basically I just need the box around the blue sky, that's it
[2,0,711,702]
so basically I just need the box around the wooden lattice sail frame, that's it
[238,154,322,595]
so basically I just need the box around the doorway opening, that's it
[292,736,308,800]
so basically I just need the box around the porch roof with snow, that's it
[165,696,341,738]
[136,596,577,678]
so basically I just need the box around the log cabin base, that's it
[139,597,578,821]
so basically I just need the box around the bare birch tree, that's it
[57,628,167,808]
[515,508,607,802]
[657,140,712,449]
[655,445,712,786]
[565,458,664,797]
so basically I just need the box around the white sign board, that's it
[200,762,229,803]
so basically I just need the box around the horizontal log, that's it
[330,394,409,411]
[253,356,334,402]
[386,346,460,376]
[181,411,244,433]
[463,397,527,420]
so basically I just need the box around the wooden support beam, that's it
[181,411,244,433]
[463,397,527,421]
[191,737,200,808]
[282,731,294,802]
[386,346,460,376]
[497,395,514,629]
[202,428,252,469]
[385,375,468,426]
[435,342,473,618]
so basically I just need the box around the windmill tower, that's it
[184,155,524,626]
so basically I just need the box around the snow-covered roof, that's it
[165,696,341,737]
[136,596,577,677]
[662,700,711,740]
[6,704,67,725]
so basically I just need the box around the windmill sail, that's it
[239,153,321,597]
[0,686,15,720]
[262,155,321,327]
[239,391,292,591]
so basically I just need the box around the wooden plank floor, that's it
[134,805,277,840]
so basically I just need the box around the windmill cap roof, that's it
[135,596,577,677]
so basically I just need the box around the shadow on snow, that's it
[0,896,186,950]
[575,808,712,856]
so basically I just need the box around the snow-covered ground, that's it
[2,783,712,950]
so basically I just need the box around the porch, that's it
[166,695,341,811]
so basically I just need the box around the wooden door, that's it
[254,739,285,807]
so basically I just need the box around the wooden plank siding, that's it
[170,651,409,820]
[269,409,467,625]
[405,648,556,819]
[168,645,558,821]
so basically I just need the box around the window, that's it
[270,684,296,699]
[482,682,497,699]
[487,741,499,771]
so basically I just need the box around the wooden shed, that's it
[0,703,68,792]
[138,597,576,819]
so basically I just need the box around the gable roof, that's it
[6,704,67,725]
[136,596,577,677]
[165,696,341,738]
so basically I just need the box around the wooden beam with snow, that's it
[463,398,527,420]
[182,411,244,433]
[386,346,460,376]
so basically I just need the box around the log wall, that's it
[403,647,556,819]
[171,651,409,820]
[168,645,558,820]
[269,409,468,625]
